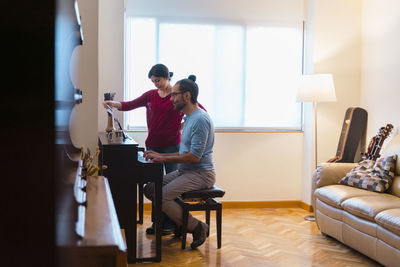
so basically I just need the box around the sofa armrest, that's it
[311,162,357,212]
[312,162,357,189]
[390,176,400,197]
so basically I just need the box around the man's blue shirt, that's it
[178,108,214,171]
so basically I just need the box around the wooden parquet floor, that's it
[130,208,382,267]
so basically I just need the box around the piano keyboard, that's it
[137,151,148,163]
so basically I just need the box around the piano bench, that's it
[176,185,225,249]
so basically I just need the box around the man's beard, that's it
[173,102,185,111]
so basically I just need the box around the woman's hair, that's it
[148,64,173,80]
[176,75,198,104]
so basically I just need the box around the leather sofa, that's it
[312,133,400,267]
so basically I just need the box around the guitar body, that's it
[328,107,368,163]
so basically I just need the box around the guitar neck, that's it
[364,123,393,161]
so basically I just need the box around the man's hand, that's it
[143,150,165,162]
[143,150,199,164]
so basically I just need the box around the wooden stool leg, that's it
[216,204,222,249]
[205,209,210,237]
[181,205,189,249]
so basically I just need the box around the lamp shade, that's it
[296,74,336,103]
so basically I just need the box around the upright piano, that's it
[98,132,163,263]
[56,155,127,267]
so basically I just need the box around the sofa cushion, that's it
[381,133,400,176]
[341,195,400,221]
[375,209,400,236]
[316,198,343,221]
[314,184,377,209]
[339,155,397,193]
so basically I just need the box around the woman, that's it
[103,63,182,235]
[103,63,183,174]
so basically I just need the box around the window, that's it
[125,17,303,130]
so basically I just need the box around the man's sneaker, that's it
[191,222,208,249]
[174,226,182,238]
[145,224,174,236]
[145,224,155,234]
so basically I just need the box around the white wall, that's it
[361,0,400,139]
[313,0,363,163]
[299,0,363,205]
[69,0,99,153]
[301,0,315,205]
[126,0,303,23]
[130,132,303,201]
[98,0,125,132]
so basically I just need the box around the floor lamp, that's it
[297,74,337,221]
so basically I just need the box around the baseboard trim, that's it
[299,201,313,212]
[139,201,313,211]
[221,201,312,211]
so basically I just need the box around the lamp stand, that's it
[304,101,317,222]
[314,101,318,170]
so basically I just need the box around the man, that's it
[143,75,216,249]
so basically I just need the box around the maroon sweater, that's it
[121,89,183,148]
